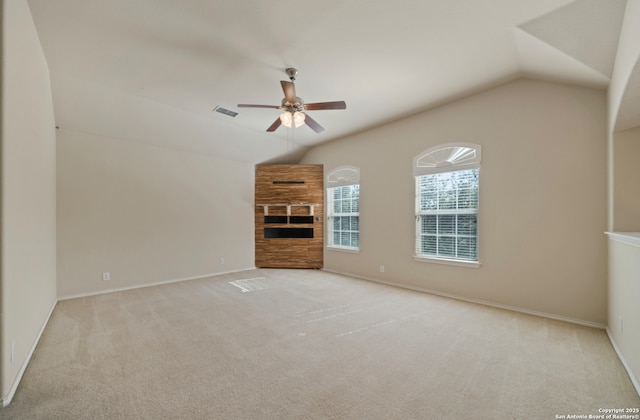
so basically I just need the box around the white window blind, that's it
[416,169,478,260]
[327,166,360,251]
[414,144,480,263]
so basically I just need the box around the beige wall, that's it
[1,0,57,402]
[302,79,608,325]
[56,130,255,298]
[613,126,640,231]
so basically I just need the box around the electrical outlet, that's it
[379,265,385,273]
[219,258,225,265]
[102,272,111,281]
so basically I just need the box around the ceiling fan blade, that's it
[304,101,347,111]
[303,114,325,133]
[281,81,297,103]
[237,104,281,109]
[266,117,282,132]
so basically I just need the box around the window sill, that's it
[414,255,481,268]
[327,246,360,254]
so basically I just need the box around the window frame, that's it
[413,144,481,268]
[326,166,360,253]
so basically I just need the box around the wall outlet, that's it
[219,258,225,265]
[379,265,385,273]
[102,272,111,281]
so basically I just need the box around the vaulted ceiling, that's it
[26,0,632,164]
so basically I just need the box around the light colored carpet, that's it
[2,269,639,419]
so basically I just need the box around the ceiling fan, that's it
[238,68,346,133]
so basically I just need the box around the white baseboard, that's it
[322,268,607,330]
[606,328,640,397]
[58,267,256,301]
[3,299,57,407]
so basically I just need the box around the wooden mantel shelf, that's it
[256,203,320,216]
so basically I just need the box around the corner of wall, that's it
[0,0,5,396]
[1,301,56,407]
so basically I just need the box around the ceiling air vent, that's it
[213,106,238,118]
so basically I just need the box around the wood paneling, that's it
[255,164,323,268]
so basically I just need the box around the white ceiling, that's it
[26,0,632,164]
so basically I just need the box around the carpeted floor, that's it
[2,269,639,419]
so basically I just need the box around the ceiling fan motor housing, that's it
[282,97,304,112]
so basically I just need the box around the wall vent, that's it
[213,106,238,118]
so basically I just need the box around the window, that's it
[414,144,481,265]
[327,166,360,251]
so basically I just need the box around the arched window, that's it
[414,143,481,266]
[327,166,360,251]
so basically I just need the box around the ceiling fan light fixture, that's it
[279,111,306,128]
[293,111,306,128]
[279,111,293,128]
